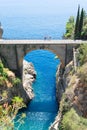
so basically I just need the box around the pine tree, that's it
[74,5,80,39]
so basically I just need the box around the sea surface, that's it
[0,0,86,39]
[1,15,67,39]
[15,50,60,130]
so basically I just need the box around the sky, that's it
[0,0,87,16]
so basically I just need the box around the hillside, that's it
[59,44,87,130]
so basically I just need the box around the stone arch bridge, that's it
[0,40,86,75]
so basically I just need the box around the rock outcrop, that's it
[0,59,36,105]
[56,61,74,103]
[22,60,36,100]
[60,62,87,118]
[56,64,65,103]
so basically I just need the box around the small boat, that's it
[54,55,59,59]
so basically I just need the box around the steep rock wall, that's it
[22,60,36,100]
[49,61,74,130]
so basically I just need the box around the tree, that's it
[74,5,80,39]
[74,6,86,40]
[63,16,75,39]
[78,8,84,39]
[64,6,87,40]
[81,13,87,39]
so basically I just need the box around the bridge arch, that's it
[22,47,65,68]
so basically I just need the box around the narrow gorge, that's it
[15,49,60,130]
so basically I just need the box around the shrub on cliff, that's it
[77,44,87,65]
[0,61,8,86]
[12,78,21,86]
[61,108,87,130]
[0,97,26,130]
[0,61,3,75]
[0,59,21,88]
[77,63,87,83]
[0,61,8,78]
[0,60,27,130]
[60,93,71,115]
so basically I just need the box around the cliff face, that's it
[56,61,74,103]
[50,60,87,130]
[60,62,87,118]
[49,63,66,130]
[56,64,66,103]
[71,63,87,117]
[22,60,36,100]
[0,59,36,105]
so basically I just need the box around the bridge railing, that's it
[0,39,87,44]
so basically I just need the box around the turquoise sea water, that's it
[15,50,60,130]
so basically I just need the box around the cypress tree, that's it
[78,8,84,39]
[74,5,80,39]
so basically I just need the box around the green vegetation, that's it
[61,108,87,130]
[59,44,87,130]
[63,16,75,39]
[77,44,87,65]
[12,78,21,86]
[0,60,26,130]
[0,60,8,85]
[60,93,71,115]
[74,5,80,39]
[64,6,87,40]
[0,97,26,130]
[77,64,87,83]
[0,60,8,78]
[77,44,87,83]
[0,60,21,86]
[74,6,84,39]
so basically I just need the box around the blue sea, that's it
[15,50,60,130]
[0,0,87,39]
[0,0,86,39]
[1,15,67,39]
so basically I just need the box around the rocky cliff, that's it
[0,59,36,105]
[50,59,87,130]
[22,60,36,100]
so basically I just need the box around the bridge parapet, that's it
[0,39,87,44]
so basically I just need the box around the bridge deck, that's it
[0,39,87,44]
